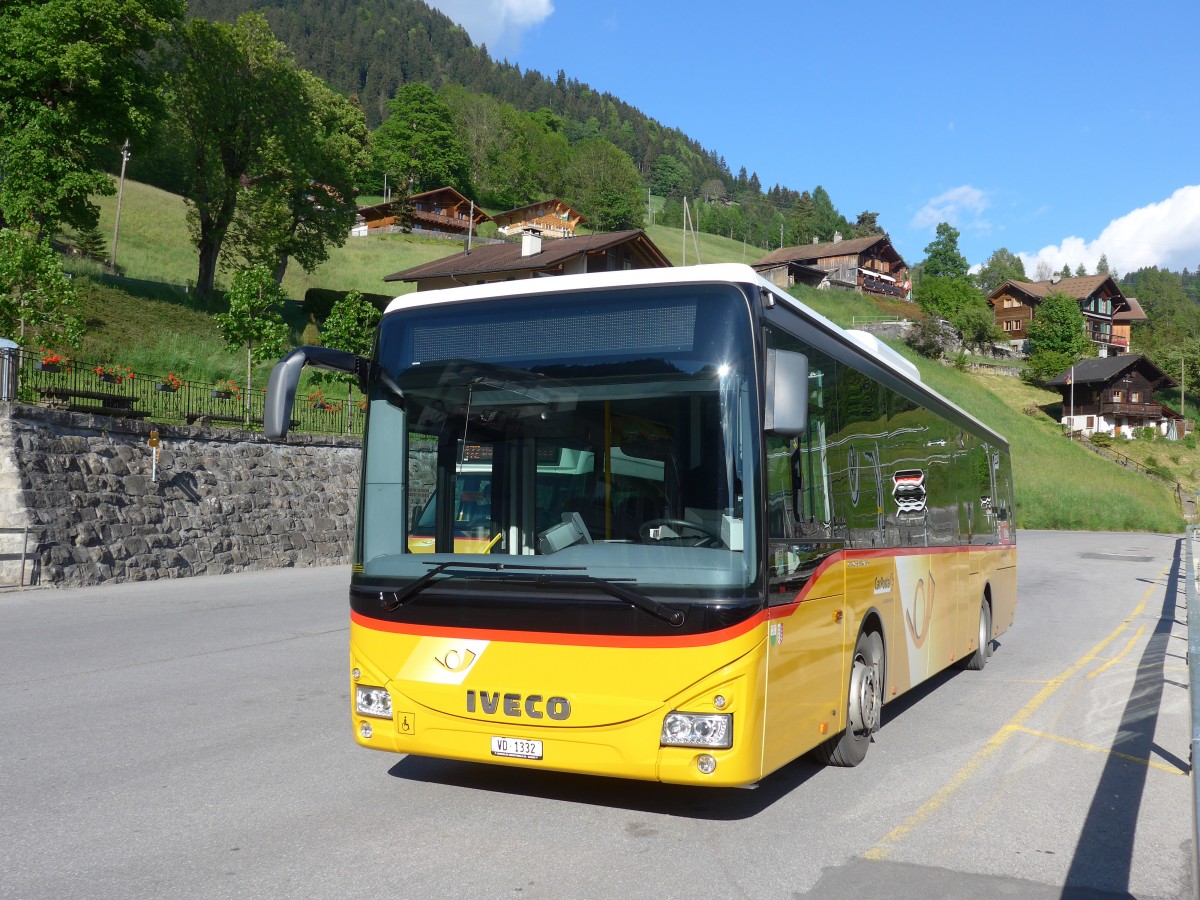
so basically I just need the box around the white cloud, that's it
[1018,185,1200,276]
[424,0,554,54]
[911,185,990,231]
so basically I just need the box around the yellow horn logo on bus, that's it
[435,648,477,672]
[905,573,935,649]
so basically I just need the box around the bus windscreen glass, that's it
[357,284,759,594]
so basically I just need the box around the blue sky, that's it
[425,1,1200,277]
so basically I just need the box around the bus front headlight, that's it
[356,686,393,719]
[661,712,732,748]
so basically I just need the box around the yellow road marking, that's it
[1087,625,1145,679]
[1007,725,1185,775]
[864,566,1166,861]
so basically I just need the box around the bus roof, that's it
[383,263,1009,451]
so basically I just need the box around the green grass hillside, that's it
[51,182,1192,532]
[87,180,757,298]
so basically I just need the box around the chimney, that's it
[520,225,543,257]
[1051,275,1061,284]
[833,231,842,243]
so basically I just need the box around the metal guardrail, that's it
[850,316,906,326]
[0,525,30,588]
[1188,524,1199,892]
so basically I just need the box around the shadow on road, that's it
[1062,537,1186,895]
[388,751,825,820]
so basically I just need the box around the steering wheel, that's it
[639,518,721,547]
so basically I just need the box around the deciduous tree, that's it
[563,139,644,231]
[373,83,470,196]
[1024,290,1090,383]
[0,0,184,235]
[0,228,83,349]
[223,69,370,282]
[314,290,380,391]
[215,265,289,415]
[168,13,303,300]
[976,248,1027,294]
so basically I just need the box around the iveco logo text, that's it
[466,690,571,720]
[874,576,893,595]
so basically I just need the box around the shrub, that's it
[1089,432,1113,448]
[905,316,947,359]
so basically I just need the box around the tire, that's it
[813,629,883,767]
[960,599,992,671]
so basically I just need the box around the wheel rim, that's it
[978,605,988,655]
[849,652,881,735]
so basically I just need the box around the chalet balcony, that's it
[412,209,473,231]
[1086,326,1126,348]
[1099,400,1162,418]
[859,276,906,299]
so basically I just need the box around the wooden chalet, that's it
[987,275,1146,357]
[383,228,671,292]
[752,233,909,298]
[353,187,492,237]
[492,199,586,239]
[1047,355,1188,439]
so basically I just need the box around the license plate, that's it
[491,736,543,760]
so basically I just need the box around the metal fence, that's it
[10,348,363,436]
[1187,524,1199,892]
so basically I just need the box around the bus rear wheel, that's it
[814,629,882,767]
[959,599,992,671]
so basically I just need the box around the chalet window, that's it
[1129,392,1140,403]
[1112,390,1123,402]
[1087,417,1095,428]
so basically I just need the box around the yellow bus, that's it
[265,264,1016,786]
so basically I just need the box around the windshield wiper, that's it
[531,574,685,627]
[378,560,586,611]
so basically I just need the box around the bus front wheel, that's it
[814,629,882,767]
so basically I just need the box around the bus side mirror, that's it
[765,348,808,436]
[265,346,368,440]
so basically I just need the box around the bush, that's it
[1184,432,1197,450]
[1089,432,1113,448]
[303,287,392,323]
[905,316,948,359]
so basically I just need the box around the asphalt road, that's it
[0,530,1192,899]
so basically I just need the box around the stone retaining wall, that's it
[0,404,361,587]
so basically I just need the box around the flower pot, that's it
[98,373,117,384]
[156,383,177,392]
[211,390,232,400]
[36,362,61,373]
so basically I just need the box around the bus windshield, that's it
[356,284,759,594]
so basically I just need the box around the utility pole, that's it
[110,138,131,272]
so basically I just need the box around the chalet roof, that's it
[491,198,586,228]
[755,234,906,268]
[989,274,1119,303]
[1046,354,1175,389]
[358,186,493,223]
[1113,296,1148,322]
[383,230,670,282]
